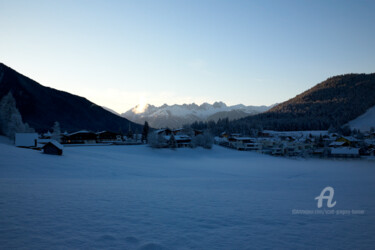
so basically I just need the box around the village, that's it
[12,126,375,159]
[214,130,375,158]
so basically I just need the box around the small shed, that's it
[15,133,38,147]
[42,140,63,155]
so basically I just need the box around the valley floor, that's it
[0,140,375,249]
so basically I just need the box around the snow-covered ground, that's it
[1,138,375,249]
[348,105,375,131]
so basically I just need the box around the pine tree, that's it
[168,134,177,149]
[142,121,149,143]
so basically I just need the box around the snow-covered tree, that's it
[148,132,167,148]
[0,92,33,139]
[192,131,213,149]
[51,121,61,142]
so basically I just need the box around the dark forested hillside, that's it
[235,73,375,131]
[0,63,142,133]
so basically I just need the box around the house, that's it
[96,131,122,142]
[335,136,360,147]
[279,135,296,142]
[228,137,259,151]
[220,132,230,138]
[174,135,192,148]
[61,130,97,144]
[15,133,38,147]
[364,132,375,139]
[172,128,183,135]
[156,128,172,136]
[330,147,360,158]
[42,140,63,155]
[164,135,192,148]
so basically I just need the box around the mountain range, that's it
[122,102,272,128]
[0,63,142,133]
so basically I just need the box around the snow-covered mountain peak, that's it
[122,101,272,128]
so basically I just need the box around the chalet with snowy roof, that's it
[96,131,122,142]
[42,140,63,155]
[61,130,97,144]
[335,136,360,147]
[228,137,260,151]
[165,134,192,148]
[156,128,172,135]
[156,128,185,136]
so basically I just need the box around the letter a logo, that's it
[315,186,336,208]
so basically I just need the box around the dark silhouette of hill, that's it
[0,63,142,133]
[236,73,375,130]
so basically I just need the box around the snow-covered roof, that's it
[331,147,359,155]
[43,140,64,150]
[232,137,256,141]
[329,141,346,147]
[339,136,360,142]
[175,135,191,140]
[67,130,94,136]
[96,131,118,135]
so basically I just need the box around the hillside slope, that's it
[348,105,375,131]
[0,63,142,132]
[235,73,375,131]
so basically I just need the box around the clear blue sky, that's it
[1,0,374,112]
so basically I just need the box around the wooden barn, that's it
[42,140,63,155]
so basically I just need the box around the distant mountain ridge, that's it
[122,102,272,128]
[0,63,142,133]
